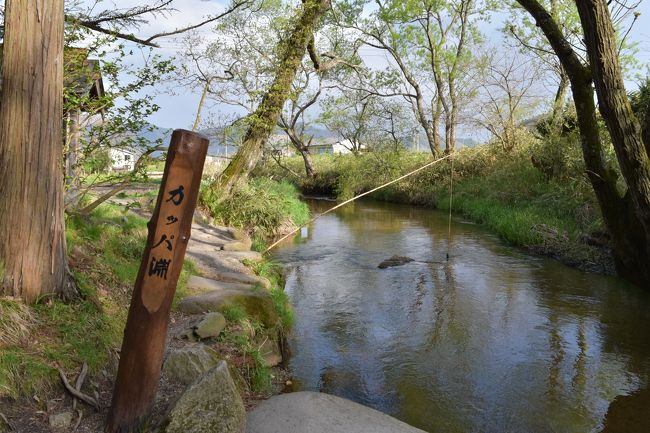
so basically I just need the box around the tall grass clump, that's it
[257,129,614,271]
[201,178,309,241]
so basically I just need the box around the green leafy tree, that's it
[515,0,650,288]
[332,0,488,154]
[205,0,332,195]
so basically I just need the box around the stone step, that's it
[219,250,263,262]
[222,239,253,252]
[178,288,279,328]
[186,275,254,293]
[211,271,271,289]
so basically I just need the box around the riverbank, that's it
[0,185,295,432]
[200,178,310,251]
[257,143,615,275]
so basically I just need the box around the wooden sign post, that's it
[106,130,208,433]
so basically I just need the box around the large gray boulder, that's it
[166,361,246,433]
[163,345,221,386]
[178,288,279,328]
[246,392,426,433]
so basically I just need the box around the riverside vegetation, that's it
[257,122,617,274]
[0,181,306,429]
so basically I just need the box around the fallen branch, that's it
[0,412,13,431]
[73,409,83,431]
[72,363,89,411]
[59,369,100,410]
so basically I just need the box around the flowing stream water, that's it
[270,199,650,433]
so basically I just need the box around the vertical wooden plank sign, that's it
[106,130,208,433]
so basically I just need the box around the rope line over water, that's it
[447,154,454,260]
[263,153,452,254]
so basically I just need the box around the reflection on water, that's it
[271,199,650,433]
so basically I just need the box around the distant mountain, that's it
[136,123,481,156]
[139,124,173,146]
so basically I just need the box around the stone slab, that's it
[246,392,426,433]
[187,275,254,293]
[178,288,279,328]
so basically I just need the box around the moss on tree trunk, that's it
[214,0,331,197]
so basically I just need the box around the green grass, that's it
[245,259,294,331]
[1,201,197,399]
[221,305,247,323]
[257,141,609,267]
[248,348,272,393]
[200,178,309,241]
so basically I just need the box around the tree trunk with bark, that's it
[284,125,316,177]
[516,0,650,288]
[214,0,330,196]
[575,0,650,286]
[0,0,75,302]
[299,147,316,177]
[65,108,81,189]
[550,70,569,129]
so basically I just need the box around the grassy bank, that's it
[200,178,310,250]
[0,202,196,399]
[257,142,615,273]
[1,188,297,401]
[214,258,294,395]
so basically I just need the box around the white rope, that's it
[263,153,452,254]
[447,153,454,260]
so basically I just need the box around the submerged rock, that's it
[377,255,415,269]
[166,361,246,433]
[163,345,221,386]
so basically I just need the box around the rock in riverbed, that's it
[378,255,414,269]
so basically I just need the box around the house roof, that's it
[0,45,105,111]
[63,48,105,104]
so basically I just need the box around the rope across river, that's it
[263,153,453,254]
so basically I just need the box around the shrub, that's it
[201,178,309,240]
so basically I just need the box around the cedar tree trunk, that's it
[0,0,74,302]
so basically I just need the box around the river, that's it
[270,199,650,433]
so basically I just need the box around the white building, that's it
[310,139,363,155]
[109,148,138,171]
[267,134,294,156]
